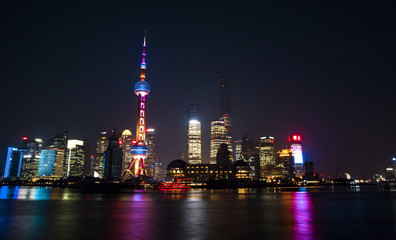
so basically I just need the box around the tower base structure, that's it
[122,141,149,179]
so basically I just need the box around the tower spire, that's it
[140,30,147,80]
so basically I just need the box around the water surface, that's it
[0,186,395,240]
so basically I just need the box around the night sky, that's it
[1,1,395,178]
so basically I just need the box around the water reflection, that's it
[291,191,314,240]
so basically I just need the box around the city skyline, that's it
[1,1,395,177]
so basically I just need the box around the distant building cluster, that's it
[176,76,315,182]
[2,129,162,182]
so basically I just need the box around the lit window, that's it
[140,127,144,132]
[139,134,143,140]
[140,95,146,101]
[140,102,145,109]
[140,110,145,117]
[140,118,144,124]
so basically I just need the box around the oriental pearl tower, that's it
[122,31,150,179]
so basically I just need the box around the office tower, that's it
[65,139,88,177]
[104,133,123,179]
[258,136,276,166]
[258,136,277,179]
[95,130,110,177]
[3,147,28,179]
[123,32,150,178]
[287,134,304,178]
[220,77,233,160]
[277,149,294,179]
[210,121,227,164]
[46,131,68,149]
[187,104,202,164]
[21,137,43,180]
[235,140,243,161]
[38,149,57,176]
[216,143,232,166]
[154,162,163,180]
[120,129,133,174]
[46,131,68,177]
[146,128,156,177]
[53,149,65,177]
[240,135,260,179]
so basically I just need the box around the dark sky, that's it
[1,1,395,178]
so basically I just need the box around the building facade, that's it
[210,121,227,164]
[187,104,202,164]
[65,139,88,177]
[287,134,304,178]
[146,128,156,177]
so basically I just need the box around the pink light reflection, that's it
[291,191,314,240]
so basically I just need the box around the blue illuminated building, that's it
[3,147,28,179]
[38,150,57,176]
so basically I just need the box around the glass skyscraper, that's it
[38,150,57,176]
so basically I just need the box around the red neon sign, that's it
[22,137,28,140]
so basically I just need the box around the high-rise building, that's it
[187,104,202,164]
[20,137,43,180]
[146,128,156,177]
[276,149,294,179]
[258,136,276,166]
[46,131,68,177]
[65,139,88,177]
[123,31,151,178]
[3,147,28,179]
[38,149,57,176]
[104,133,123,179]
[240,135,260,180]
[258,136,277,179]
[235,140,243,161]
[95,130,110,177]
[220,77,233,161]
[210,121,227,164]
[120,129,133,174]
[287,134,304,178]
[46,131,68,149]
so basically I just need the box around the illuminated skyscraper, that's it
[277,149,294,178]
[21,137,43,180]
[235,140,243,161]
[220,77,233,160]
[120,129,133,174]
[3,147,28,179]
[258,136,276,166]
[38,149,57,176]
[46,131,68,177]
[95,130,110,177]
[123,32,151,178]
[187,104,202,164]
[210,120,227,164]
[146,128,156,177]
[287,134,304,178]
[65,139,88,177]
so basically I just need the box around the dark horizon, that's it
[1,1,395,178]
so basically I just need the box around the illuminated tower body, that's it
[123,32,150,178]
[210,121,227,164]
[220,77,233,161]
[187,104,202,164]
[287,134,304,178]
